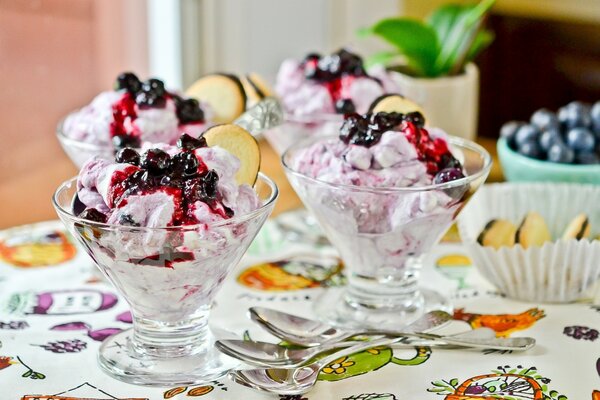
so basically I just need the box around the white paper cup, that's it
[458,182,600,303]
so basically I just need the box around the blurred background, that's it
[1,0,600,228]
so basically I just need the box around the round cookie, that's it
[186,74,247,124]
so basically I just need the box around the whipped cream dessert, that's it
[287,112,467,280]
[72,129,264,321]
[276,49,400,117]
[63,72,211,149]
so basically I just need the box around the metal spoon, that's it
[249,307,452,347]
[228,337,420,395]
[216,328,496,367]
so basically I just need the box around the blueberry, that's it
[202,170,219,199]
[514,124,540,148]
[141,149,171,174]
[439,153,462,169]
[304,52,321,62]
[337,49,365,75]
[591,101,600,135]
[115,72,141,94]
[177,133,207,151]
[405,111,425,128]
[335,99,356,114]
[539,127,562,151]
[547,142,575,164]
[112,134,141,150]
[576,151,600,164]
[559,103,592,130]
[115,148,140,165]
[176,98,204,123]
[78,208,107,223]
[143,78,166,97]
[172,151,200,176]
[530,108,559,131]
[566,127,595,152]
[434,168,465,184]
[118,214,139,226]
[135,91,166,108]
[500,121,523,149]
[518,139,543,159]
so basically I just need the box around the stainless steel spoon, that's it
[228,337,421,395]
[216,328,496,367]
[249,307,452,346]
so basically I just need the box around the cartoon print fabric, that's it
[0,220,599,399]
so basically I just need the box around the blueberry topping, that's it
[115,72,141,94]
[439,153,462,169]
[140,149,171,174]
[558,103,592,130]
[118,214,140,226]
[143,78,166,97]
[112,134,141,150]
[434,168,465,184]
[340,112,404,147]
[176,98,205,124]
[171,151,200,176]
[566,127,595,152]
[405,111,425,128]
[591,101,600,135]
[78,208,107,223]
[576,151,600,164]
[135,90,166,108]
[303,49,367,82]
[115,148,141,165]
[335,99,356,114]
[177,133,207,151]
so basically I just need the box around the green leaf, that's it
[426,4,464,45]
[449,378,459,386]
[365,51,397,68]
[22,370,32,378]
[431,0,496,75]
[356,26,372,39]
[34,372,46,379]
[467,28,494,61]
[370,18,440,77]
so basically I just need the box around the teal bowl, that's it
[497,137,600,184]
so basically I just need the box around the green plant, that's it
[360,0,495,77]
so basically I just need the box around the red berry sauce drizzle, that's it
[110,72,205,150]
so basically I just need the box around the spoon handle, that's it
[314,337,401,369]
[413,333,536,351]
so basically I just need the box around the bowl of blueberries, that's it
[498,101,600,184]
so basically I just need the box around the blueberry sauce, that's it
[339,112,463,176]
[109,72,205,150]
[78,133,232,227]
[300,49,377,114]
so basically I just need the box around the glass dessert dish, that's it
[283,135,491,330]
[57,115,114,168]
[52,174,278,386]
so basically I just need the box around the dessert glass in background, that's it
[263,49,401,155]
[53,124,277,385]
[282,124,491,329]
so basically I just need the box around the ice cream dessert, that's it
[275,49,401,117]
[54,125,277,384]
[61,124,272,323]
[63,72,211,150]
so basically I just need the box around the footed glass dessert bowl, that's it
[53,174,278,386]
[283,135,491,330]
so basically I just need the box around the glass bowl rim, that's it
[52,173,279,231]
[282,134,492,194]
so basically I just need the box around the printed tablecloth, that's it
[0,217,599,400]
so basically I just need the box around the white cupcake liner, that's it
[458,182,600,303]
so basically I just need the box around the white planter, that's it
[390,63,479,140]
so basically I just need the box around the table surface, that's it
[0,216,598,399]
[0,137,504,230]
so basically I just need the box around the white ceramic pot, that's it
[390,63,479,140]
